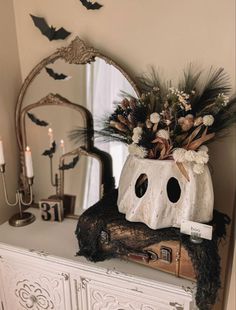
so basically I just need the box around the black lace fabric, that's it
[75,189,230,310]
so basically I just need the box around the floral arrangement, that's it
[98,67,236,178]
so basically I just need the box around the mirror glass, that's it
[22,57,137,216]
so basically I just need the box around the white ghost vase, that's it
[118,155,214,229]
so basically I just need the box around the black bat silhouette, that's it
[80,0,103,10]
[30,14,71,41]
[45,67,71,80]
[27,112,49,127]
[59,156,80,170]
[42,141,56,157]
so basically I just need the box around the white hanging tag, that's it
[180,220,213,240]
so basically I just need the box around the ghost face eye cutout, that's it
[135,174,148,198]
[167,177,181,203]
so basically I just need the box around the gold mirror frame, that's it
[15,36,141,216]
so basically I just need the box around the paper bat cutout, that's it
[42,141,56,157]
[27,112,49,127]
[30,14,71,41]
[45,67,71,81]
[59,155,80,170]
[80,0,103,10]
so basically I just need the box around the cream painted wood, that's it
[0,251,72,310]
[0,208,196,310]
[72,272,193,310]
[118,155,214,229]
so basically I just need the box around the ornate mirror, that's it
[15,37,140,217]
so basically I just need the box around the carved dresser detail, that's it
[0,209,195,310]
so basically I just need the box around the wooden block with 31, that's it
[39,199,64,222]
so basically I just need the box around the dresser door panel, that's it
[0,251,72,310]
[71,272,193,310]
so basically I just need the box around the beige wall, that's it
[13,0,236,82]
[225,229,236,310]
[0,0,22,223]
[10,0,236,309]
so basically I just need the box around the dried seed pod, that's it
[118,114,133,129]
[129,98,136,110]
[117,114,128,124]
[178,117,185,125]
[185,114,194,119]
[181,118,194,131]
[109,120,117,128]
[115,122,128,132]
[146,119,153,129]
[153,123,158,132]
[120,98,129,110]
[128,113,135,126]
[194,116,203,126]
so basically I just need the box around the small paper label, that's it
[180,220,213,240]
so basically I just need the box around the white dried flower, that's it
[132,133,141,143]
[218,93,229,107]
[178,96,186,104]
[185,150,197,162]
[128,144,147,158]
[199,145,208,152]
[150,112,161,124]
[195,151,209,164]
[169,87,176,93]
[133,127,143,135]
[193,163,205,174]
[156,129,170,140]
[132,127,143,143]
[203,115,214,126]
[173,148,187,163]
[184,104,192,111]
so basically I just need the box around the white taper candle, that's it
[0,139,5,165]
[25,146,34,178]
[60,139,65,155]
[48,128,54,146]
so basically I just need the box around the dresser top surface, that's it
[0,207,194,292]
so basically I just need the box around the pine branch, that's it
[69,127,93,145]
[178,64,202,94]
[192,67,231,113]
[136,66,168,111]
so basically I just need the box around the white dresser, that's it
[0,208,196,310]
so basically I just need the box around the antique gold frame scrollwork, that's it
[15,36,140,217]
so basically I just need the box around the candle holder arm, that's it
[19,184,33,206]
[0,172,18,206]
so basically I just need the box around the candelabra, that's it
[49,154,60,197]
[0,164,36,227]
[47,149,81,216]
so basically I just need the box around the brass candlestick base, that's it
[0,164,35,228]
[8,211,36,227]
